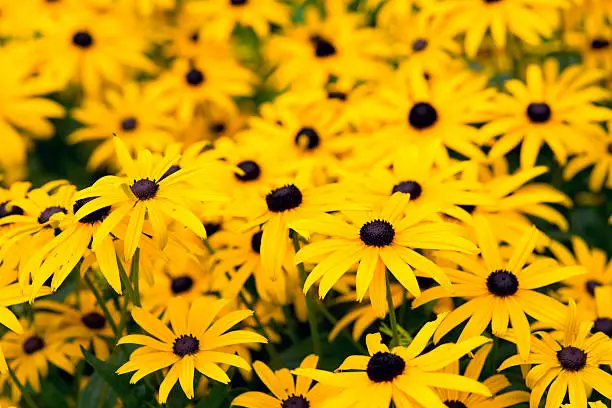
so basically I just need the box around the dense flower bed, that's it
[1,0,612,407]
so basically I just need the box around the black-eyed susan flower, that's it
[293,193,478,316]
[590,286,612,339]
[433,343,529,408]
[34,293,119,360]
[25,190,121,296]
[549,236,612,314]
[462,160,571,246]
[414,215,584,360]
[232,355,329,408]
[0,181,74,286]
[2,315,82,398]
[499,301,612,408]
[425,0,570,57]
[187,0,290,41]
[36,10,155,95]
[356,69,493,165]
[159,57,254,124]
[346,142,494,222]
[266,5,390,88]
[69,80,178,170]
[481,60,611,169]
[0,46,64,182]
[243,178,358,279]
[117,297,267,403]
[564,121,612,192]
[294,316,492,408]
[566,22,612,73]
[74,137,227,261]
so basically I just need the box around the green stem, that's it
[115,294,130,344]
[84,273,119,336]
[7,363,38,408]
[130,249,141,307]
[117,256,137,306]
[385,270,400,348]
[315,302,367,354]
[282,305,300,344]
[291,232,321,356]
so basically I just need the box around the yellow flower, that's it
[35,10,155,95]
[116,297,267,403]
[433,343,529,408]
[499,300,612,408]
[462,160,571,245]
[293,193,478,316]
[0,45,64,182]
[266,6,390,88]
[481,60,611,169]
[293,317,491,408]
[243,179,358,278]
[232,355,329,408]
[159,57,254,123]
[73,137,227,262]
[187,0,290,41]
[549,236,612,314]
[345,142,494,222]
[2,315,82,397]
[34,293,119,360]
[425,0,570,57]
[354,69,494,165]
[69,80,179,170]
[564,121,612,192]
[0,181,75,286]
[413,216,584,360]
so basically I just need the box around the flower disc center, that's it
[82,312,107,330]
[408,102,438,130]
[557,346,587,371]
[366,352,405,382]
[392,181,422,200]
[173,334,200,357]
[171,276,194,294]
[360,220,395,247]
[486,269,519,297]
[235,160,261,182]
[130,178,159,200]
[23,336,45,354]
[265,184,303,212]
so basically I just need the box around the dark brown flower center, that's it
[412,39,428,52]
[235,160,261,182]
[171,276,194,294]
[23,336,45,354]
[185,68,205,86]
[310,35,336,58]
[82,312,106,330]
[204,222,221,237]
[173,334,200,356]
[130,179,159,200]
[294,127,320,150]
[557,346,587,371]
[392,181,422,200]
[327,91,347,101]
[281,395,310,408]
[360,220,395,247]
[486,269,519,297]
[73,31,93,48]
[0,201,24,218]
[586,280,602,297]
[527,103,552,123]
[73,197,110,224]
[366,352,405,382]
[121,117,138,132]
[591,38,610,49]
[210,122,226,134]
[592,318,612,337]
[266,184,303,212]
[38,206,68,224]
[251,231,263,253]
[230,0,248,5]
[408,102,438,129]
[444,401,467,408]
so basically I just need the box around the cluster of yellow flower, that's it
[2,0,612,407]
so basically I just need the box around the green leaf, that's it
[80,346,156,408]
[379,323,412,347]
[78,373,117,408]
[195,382,230,408]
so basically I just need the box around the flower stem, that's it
[129,249,141,307]
[291,231,321,356]
[7,363,38,408]
[84,272,119,336]
[385,270,400,348]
